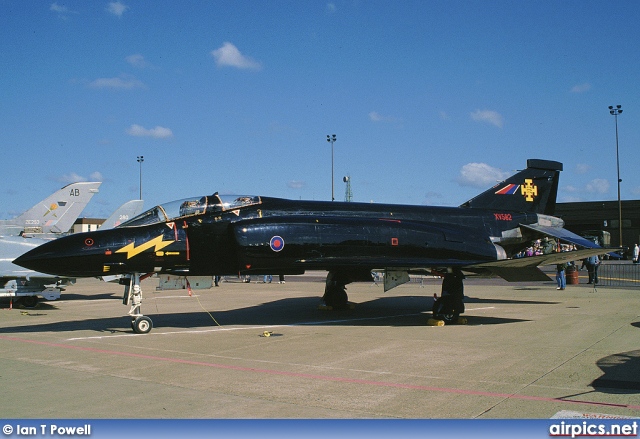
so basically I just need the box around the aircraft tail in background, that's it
[100,200,144,230]
[1,182,101,236]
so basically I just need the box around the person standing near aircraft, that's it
[583,254,600,284]
[556,262,567,290]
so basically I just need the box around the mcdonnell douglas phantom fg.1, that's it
[15,159,606,333]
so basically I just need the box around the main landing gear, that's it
[322,271,350,309]
[431,270,466,325]
[321,269,373,309]
[321,269,468,326]
[123,273,153,334]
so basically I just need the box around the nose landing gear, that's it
[123,273,154,334]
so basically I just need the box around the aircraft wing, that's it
[466,248,609,281]
[289,248,609,282]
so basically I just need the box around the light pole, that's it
[608,105,623,249]
[137,155,144,200]
[326,134,337,201]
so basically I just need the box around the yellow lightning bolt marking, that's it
[115,235,174,259]
[521,179,538,202]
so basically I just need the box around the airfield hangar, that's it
[555,200,640,258]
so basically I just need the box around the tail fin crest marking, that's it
[460,159,562,215]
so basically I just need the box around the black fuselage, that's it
[14,197,537,279]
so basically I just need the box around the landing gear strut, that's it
[432,270,465,325]
[123,273,153,334]
[322,271,350,309]
[321,269,373,309]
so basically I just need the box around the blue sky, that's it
[1,1,639,219]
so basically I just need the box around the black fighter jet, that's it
[15,159,604,333]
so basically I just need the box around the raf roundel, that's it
[270,236,284,252]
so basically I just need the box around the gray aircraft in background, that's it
[99,199,144,229]
[0,182,101,237]
[1,198,143,307]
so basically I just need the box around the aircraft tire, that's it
[133,316,153,334]
[323,286,348,309]
[432,297,460,325]
[21,296,39,309]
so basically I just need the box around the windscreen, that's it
[118,194,261,227]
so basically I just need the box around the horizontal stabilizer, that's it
[521,224,599,249]
[469,248,613,282]
[472,248,609,269]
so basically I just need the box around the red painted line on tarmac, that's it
[1,334,639,412]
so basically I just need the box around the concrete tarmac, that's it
[0,273,639,419]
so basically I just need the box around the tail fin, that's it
[459,159,562,215]
[13,182,102,234]
[100,199,144,229]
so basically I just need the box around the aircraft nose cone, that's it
[14,240,65,276]
[13,235,90,277]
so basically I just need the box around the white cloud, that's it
[571,83,592,93]
[560,195,583,203]
[106,1,129,17]
[586,178,610,194]
[369,111,383,122]
[126,54,151,69]
[456,163,511,188]
[50,3,78,18]
[58,172,88,184]
[88,75,145,90]
[126,124,173,139]
[369,111,399,123]
[287,180,306,189]
[89,171,104,181]
[575,163,591,174]
[211,42,262,70]
[470,109,504,128]
[50,3,68,13]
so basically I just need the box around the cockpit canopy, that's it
[119,194,261,227]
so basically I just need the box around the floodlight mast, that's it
[137,155,144,200]
[326,134,337,201]
[608,105,623,249]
